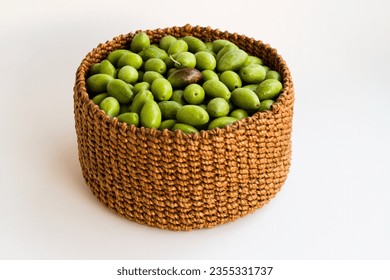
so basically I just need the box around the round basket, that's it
[73,24,294,230]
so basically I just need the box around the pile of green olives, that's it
[86,32,283,133]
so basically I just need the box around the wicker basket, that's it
[73,24,294,230]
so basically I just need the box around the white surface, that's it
[1,0,389,260]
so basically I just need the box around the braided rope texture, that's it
[73,24,295,230]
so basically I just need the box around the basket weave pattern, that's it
[73,25,294,230]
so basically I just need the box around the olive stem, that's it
[169,55,182,67]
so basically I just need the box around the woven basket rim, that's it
[74,24,294,140]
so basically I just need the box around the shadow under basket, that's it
[73,24,295,231]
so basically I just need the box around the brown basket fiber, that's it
[73,24,294,230]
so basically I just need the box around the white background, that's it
[0,0,389,260]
